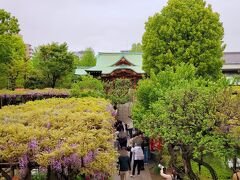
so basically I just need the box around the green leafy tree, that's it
[106,78,131,105]
[23,63,47,89]
[78,48,96,67]
[0,35,25,89]
[0,35,25,65]
[130,43,142,52]
[54,55,81,88]
[0,9,20,35]
[142,0,225,80]
[133,64,232,179]
[70,75,105,98]
[32,43,75,88]
[0,10,26,89]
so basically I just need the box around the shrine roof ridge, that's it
[97,52,143,55]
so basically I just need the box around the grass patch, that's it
[191,155,232,180]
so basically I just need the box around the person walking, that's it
[129,133,143,167]
[118,130,128,148]
[142,136,150,164]
[126,116,134,138]
[132,133,145,170]
[118,147,131,180]
[130,143,144,177]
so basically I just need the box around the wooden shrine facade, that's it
[100,69,144,88]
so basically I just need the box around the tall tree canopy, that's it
[0,9,20,35]
[0,10,25,89]
[142,0,225,80]
[130,43,142,52]
[0,34,25,65]
[78,48,96,67]
[32,42,75,88]
[133,64,233,179]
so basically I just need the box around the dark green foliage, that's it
[78,48,96,67]
[142,0,225,80]
[31,42,75,88]
[70,75,105,98]
[105,78,131,105]
[24,69,47,89]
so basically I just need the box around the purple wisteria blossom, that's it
[63,153,82,168]
[46,122,51,129]
[111,110,117,117]
[106,104,113,112]
[39,166,47,173]
[51,159,62,172]
[19,154,28,169]
[70,143,78,148]
[93,172,108,180]
[83,151,97,165]
[28,139,38,149]
[44,147,51,153]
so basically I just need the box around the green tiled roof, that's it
[75,52,145,75]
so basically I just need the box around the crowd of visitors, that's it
[113,112,150,179]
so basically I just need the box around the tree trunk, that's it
[9,77,17,90]
[233,156,237,170]
[198,152,203,173]
[47,167,68,180]
[52,76,57,88]
[168,144,177,167]
[193,158,218,180]
[24,168,32,180]
[181,145,199,180]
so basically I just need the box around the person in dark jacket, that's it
[114,120,124,132]
[118,130,128,148]
[118,147,130,180]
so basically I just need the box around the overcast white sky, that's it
[0,0,239,53]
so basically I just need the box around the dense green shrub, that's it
[70,75,105,98]
[105,78,131,105]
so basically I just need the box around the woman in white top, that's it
[130,144,144,177]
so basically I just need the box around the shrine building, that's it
[75,52,145,87]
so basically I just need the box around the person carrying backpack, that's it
[118,147,131,180]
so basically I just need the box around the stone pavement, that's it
[112,164,152,180]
